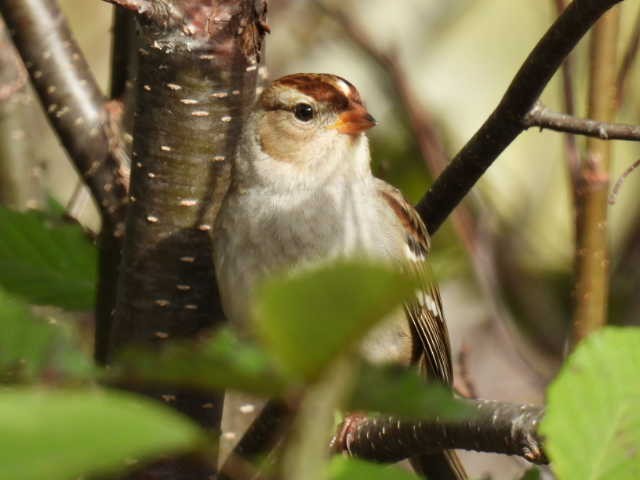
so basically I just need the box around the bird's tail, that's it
[410,450,467,480]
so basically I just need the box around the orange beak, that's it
[331,104,377,135]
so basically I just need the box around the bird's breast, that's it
[213,181,406,337]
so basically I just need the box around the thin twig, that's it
[455,343,478,399]
[0,34,27,101]
[523,102,640,142]
[609,157,640,205]
[416,0,625,235]
[552,0,581,190]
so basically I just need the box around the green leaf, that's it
[518,467,542,480]
[114,328,288,396]
[0,288,93,382]
[0,387,205,480]
[327,457,420,480]
[541,327,640,480]
[253,260,417,381]
[348,365,471,420]
[0,207,97,310]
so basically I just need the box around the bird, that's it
[212,73,466,480]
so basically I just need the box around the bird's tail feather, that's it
[410,450,467,480]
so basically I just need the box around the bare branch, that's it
[416,0,625,235]
[552,0,581,191]
[609,157,640,205]
[334,399,546,465]
[572,8,620,343]
[0,0,129,231]
[523,102,640,142]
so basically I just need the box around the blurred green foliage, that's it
[327,457,421,480]
[519,468,541,480]
[0,287,93,383]
[0,388,205,480]
[253,260,417,381]
[348,364,470,420]
[115,328,288,397]
[0,206,97,310]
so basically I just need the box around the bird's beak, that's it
[329,104,377,135]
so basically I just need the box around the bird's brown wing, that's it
[376,179,452,385]
[376,179,466,480]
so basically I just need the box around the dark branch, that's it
[335,399,546,465]
[524,102,640,142]
[416,0,624,234]
[0,0,128,231]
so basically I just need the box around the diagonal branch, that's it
[523,102,640,142]
[0,0,129,232]
[416,0,625,235]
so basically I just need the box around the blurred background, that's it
[2,1,640,478]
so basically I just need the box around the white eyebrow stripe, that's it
[335,78,351,97]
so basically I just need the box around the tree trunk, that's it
[105,1,267,477]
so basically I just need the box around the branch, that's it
[94,5,140,366]
[0,0,128,231]
[416,0,625,235]
[229,398,546,472]
[523,102,640,141]
[335,399,547,465]
[572,8,620,342]
[552,0,581,191]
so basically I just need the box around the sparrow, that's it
[213,73,466,480]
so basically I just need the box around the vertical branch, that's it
[552,0,581,196]
[0,18,44,210]
[572,8,620,342]
[104,1,268,478]
[95,6,139,365]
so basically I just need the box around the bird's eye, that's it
[293,103,314,122]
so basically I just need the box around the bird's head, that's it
[235,73,376,191]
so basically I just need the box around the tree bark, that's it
[104,1,267,477]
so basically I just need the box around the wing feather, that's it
[376,179,452,385]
